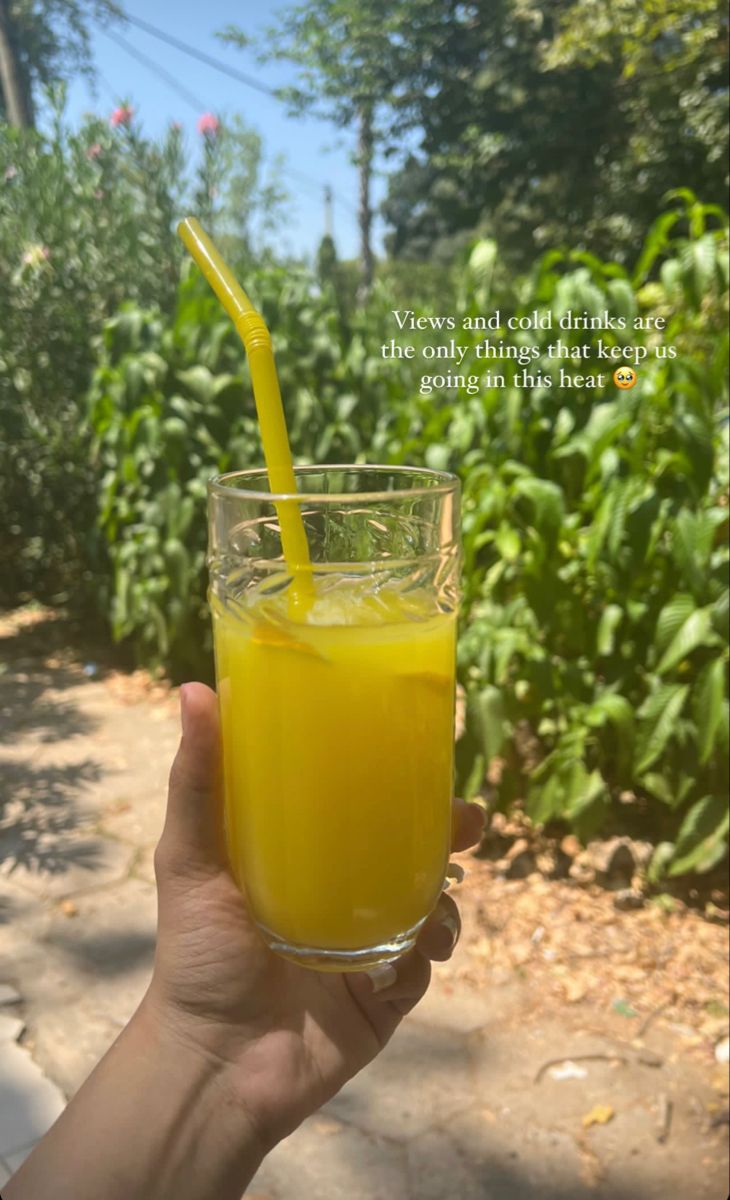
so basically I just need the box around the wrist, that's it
[5,993,266,1200]
[141,979,295,1153]
[131,991,272,1171]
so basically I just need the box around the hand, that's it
[145,682,484,1152]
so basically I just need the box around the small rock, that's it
[58,899,79,918]
[486,755,505,785]
[563,978,589,1004]
[613,887,645,912]
[569,860,596,885]
[0,984,21,1007]
[628,840,654,869]
[549,1060,588,1081]
[585,837,636,885]
[715,1037,729,1065]
[560,834,582,859]
[536,846,572,879]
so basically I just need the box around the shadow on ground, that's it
[0,758,105,876]
[0,676,97,744]
[45,928,156,979]
[0,616,103,746]
[0,613,107,878]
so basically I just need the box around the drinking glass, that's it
[208,465,461,970]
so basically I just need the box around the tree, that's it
[0,0,120,128]
[0,0,32,126]
[191,113,290,261]
[220,2,399,296]
[380,0,729,267]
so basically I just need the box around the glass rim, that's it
[208,464,460,504]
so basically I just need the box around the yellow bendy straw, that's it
[177,217,313,606]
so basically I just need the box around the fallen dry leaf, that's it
[582,1104,615,1129]
[563,978,589,1003]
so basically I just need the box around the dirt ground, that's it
[1,604,728,1199]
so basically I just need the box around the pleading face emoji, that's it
[613,367,637,389]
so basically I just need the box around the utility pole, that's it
[0,0,33,128]
[356,103,374,301]
[323,184,333,239]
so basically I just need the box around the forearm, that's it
[4,995,265,1200]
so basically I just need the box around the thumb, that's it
[157,682,227,875]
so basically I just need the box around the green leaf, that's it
[527,772,564,826]
[641,773,680,808]
[566,767,608,840]
[648,842,676,883]
[633,210,682,284]
[425,443,451,471]
[176,365,214,402]
[586,692,634,735]
[634,684,689,774]
[656,606,719,674]
[693,657,727,765]
[680,234,719,305]
[585,488,616,569]
[596,604,623,656]
[468,238,497,284]
[495,523,521,561]
[606,277,636,324]
[512,476,565,538]
[470,685,508,762]
[669,796,730,877]
[654,593,695,657]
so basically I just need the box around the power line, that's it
[118,11,359,216]
[122,12,278,100]
[101,27,331,203]
[103,27,209,114]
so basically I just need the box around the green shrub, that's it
[0,93,282,609]
[451,199,729,881]
[88,197,729,876]
[0,93,183,607]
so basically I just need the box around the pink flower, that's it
[21,243,51,268]
[197,112,220,139]
[110,105,133,128]
[86,142,102,159]
[170,121,182,132]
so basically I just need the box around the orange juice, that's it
[212,578,456,962]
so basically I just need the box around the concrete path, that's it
[1,611,727,1198]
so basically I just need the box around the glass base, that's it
[257,917,427,973]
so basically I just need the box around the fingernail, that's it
[436,914,459,950]
[366,963,398,994]
[180,685,191,736]
[444,863,466,889]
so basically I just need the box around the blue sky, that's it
[60,0,390,260]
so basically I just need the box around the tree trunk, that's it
[356,104,374,301]
[0,0,33,128]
